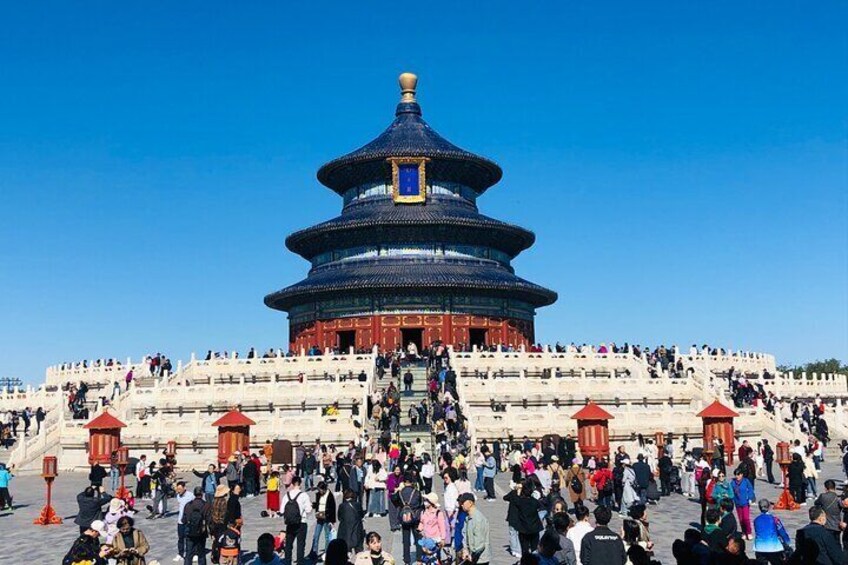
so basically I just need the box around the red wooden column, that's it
[212,410,256,464]
[571,401,614,460]
[697,400,739,465]
[83,411,126,465]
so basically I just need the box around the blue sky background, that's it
[1,3,846,384]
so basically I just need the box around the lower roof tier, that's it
[264,258,557,312]
[285,196,535,259]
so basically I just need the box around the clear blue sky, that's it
[1,3,846,384]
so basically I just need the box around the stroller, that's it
[668,466,683,494]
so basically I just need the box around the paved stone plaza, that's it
[2,456,846,564]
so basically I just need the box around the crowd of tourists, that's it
[40,341,848,564]
[0,405,46,446]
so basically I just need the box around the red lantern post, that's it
[773,441,800,510]
[33,456,62,525]
[115,446,131,501]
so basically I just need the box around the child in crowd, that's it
[218,518,241,565]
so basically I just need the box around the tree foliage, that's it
[777,358,847,375]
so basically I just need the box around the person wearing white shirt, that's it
[535,464,552,496]
[567,505,593,565]
[283,476,312,564]
[420,455,436,494]
[442,467,460,537]
[173,482,195,563]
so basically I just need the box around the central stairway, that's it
[371,362,435,456]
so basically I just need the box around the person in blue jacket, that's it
[0,463,14,512]
[752,499,791,562]
[731,468,756,539]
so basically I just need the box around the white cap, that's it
[89,519,107,537]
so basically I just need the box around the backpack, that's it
[186,503,207,538]
[599,473,614,496]
[283,492,303,526]
[550,470,561,491]
[684,458,695,472]
[398,490,418,527]
[570,475,583,494]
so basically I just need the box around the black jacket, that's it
[74,491,113,528]
[63,535,105,565]
[181,498,212,538]
[787,461,805,488]
[225,493,242,524]
[392,485,423,526]
[502,491,543,534]
[579,525,626,565]
[88,464,108,487]
[313,491,337,524]
[794,522,843,564]
[633,461,652,489]
[336,500,365,552]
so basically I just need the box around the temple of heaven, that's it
[265,73,557,352]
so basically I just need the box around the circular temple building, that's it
[265,73,557,352]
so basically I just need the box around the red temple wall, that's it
[290,314,534,351]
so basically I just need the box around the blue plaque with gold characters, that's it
[389,157,428,204]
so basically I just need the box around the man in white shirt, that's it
[567,505,593,564]
[283,476,312,565]
[173,482,195,563]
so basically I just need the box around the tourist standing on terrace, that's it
[393,472,423,565]
[459,493,490,565]
[762,438,776,484]
[503,478,544,556]
[814,480,843,545]
[481,446,497,500]
[308,481,336,560]
[75,486,113,535]
[193,463,225,505]
[283,475,311,565]
[0,463,13,512]
[580,505,626,565]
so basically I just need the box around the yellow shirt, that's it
[267,476,280,492]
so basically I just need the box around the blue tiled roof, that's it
[286,196,534,259]
[316,101,502,194]
[264,257,558,311]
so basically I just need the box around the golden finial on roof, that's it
[399,72,418,103]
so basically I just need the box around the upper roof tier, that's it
[316,73,503,195]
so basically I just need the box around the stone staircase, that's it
[370,363,434,456]
[398,364,434,455]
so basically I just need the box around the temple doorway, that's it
[336,330,356,352]
[401,328,424,353]
[469,328,488,349]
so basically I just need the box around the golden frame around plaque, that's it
[388,157,428,204]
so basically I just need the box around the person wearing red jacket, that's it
[590,461,615,508]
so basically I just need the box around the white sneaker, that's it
[193,557,198,562]
[173,556,182,562]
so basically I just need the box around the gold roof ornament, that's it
[399,72,418,103]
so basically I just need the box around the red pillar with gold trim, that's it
[697,400,739,465]
[571,402,614,460]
